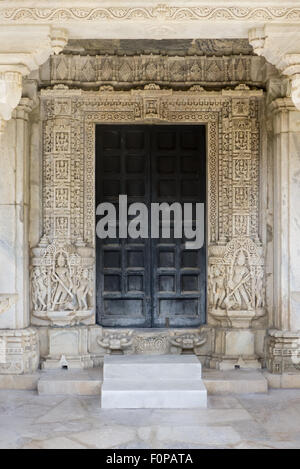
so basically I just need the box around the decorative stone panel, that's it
[0,328,39,374]
[208,237,265,329]
[267,330,300,374]
[31,83,264,369]
[31,237,94,327]
[49,54,266,88]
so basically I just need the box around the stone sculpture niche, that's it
[31,238,94,326]
[208,237,265,328]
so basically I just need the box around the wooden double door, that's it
[96,125,206,327]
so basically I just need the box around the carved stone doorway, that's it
[95,124,206,328]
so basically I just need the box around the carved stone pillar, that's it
[266,98,300,374]
[0,98,39,373]
[207,90,266,370]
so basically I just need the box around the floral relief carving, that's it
[3,6,300,23]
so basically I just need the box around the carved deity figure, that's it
[225,251,252,310]
[76,268,92,310]
[210,265,226,309]
[31,267,48,311]
[51,253,75,310]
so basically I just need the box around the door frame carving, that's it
[31,84,264,331]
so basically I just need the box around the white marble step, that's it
[101,379,207,408]
[103,354,202,381]
[101,354,207,408]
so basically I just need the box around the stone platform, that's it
[2,366,275,396]
[101,355,207,408]
[33,366,270,397]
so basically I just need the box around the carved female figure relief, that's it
[225,250,252,310]
[31,267,48,311]
[210,265,226,309]
[51,252,75,311]
[76,268,92,311]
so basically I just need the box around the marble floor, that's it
[0,389,300,449]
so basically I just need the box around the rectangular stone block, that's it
[101,379,207,408]
[103,354,202,381]
[0,328,39,374]
[101,354,207,409]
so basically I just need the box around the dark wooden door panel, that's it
[96,126,151,327]
[151,126,206,327]
[96,125,206,327]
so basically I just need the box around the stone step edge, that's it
[36,377,268,396]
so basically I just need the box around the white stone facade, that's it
[0,0,300,378]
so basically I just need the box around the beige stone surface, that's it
[0,373,39,390]
[203,369,268,394]
[38,369,101,396]
[0,389,300,448]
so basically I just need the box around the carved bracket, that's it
[249,25,300,110]
[169,332,207,354]
[0,26,68,132]
[97,330,134,355]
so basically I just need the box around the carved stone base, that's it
[210,309,265,329]
[41,326,93,370]
[210,356,262,371]
[42,355,93,370]
[92,327,212,359]
[211,328,262,370]
[0,328,39,375]
[37,325,213,369]
[266,330,300,374]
